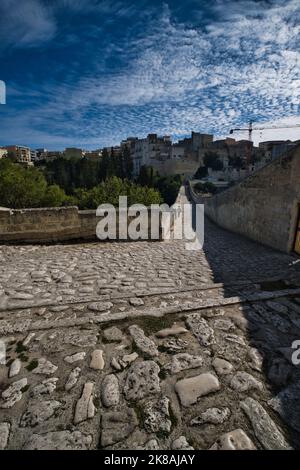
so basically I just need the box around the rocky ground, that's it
[0,194,300,451]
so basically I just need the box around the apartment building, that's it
[4,145,32,164]
[84,150,102,160]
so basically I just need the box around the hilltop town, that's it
[1,132,299,188]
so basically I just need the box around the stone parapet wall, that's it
[188,145,300,253]
[0,206,168,244]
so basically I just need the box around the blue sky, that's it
[0,0,300,149]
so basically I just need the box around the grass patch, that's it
[18,353,29,362]
[134,315,175,336]
[26,359,38,371]
[16,341,28,354]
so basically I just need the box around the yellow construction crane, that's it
[230,120,300,142]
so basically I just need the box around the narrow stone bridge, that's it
[0,188,300,450]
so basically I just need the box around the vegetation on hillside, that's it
[0,158,181,209]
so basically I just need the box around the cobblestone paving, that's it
[1,191,300,450]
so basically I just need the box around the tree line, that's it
[0,150,183,209]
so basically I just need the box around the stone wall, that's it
[0,206,168,244]
[189,145,300,253]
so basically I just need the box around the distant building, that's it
[171,145,185,160]
[126,134,172,176]
[84,150,102,160]
[4,145,32,165]
[35,149,63,162]
[0,148,7,159]
[259,140,300,161]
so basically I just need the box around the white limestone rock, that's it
[87,302,113,312]
[129,325,158,357]
[124,361,161,401]
[240,397,292,450]
[30,378,58,397]
[103,326,124,342]
[9,358,21,378]
[64,352,86,364]
[74,382,95,424]
[65,367,81,391]
[1,378,28,409]
[191,407,231,426]
[129,298,144,306]
[186,314,215,346]
[175,372,220,407]
[33,358,58,375]
[144,396,171,434]
[0,422,10,449]
[101,374,120,407]
[171,436,194,450]
[210,429,256,450]
[230,371,263,392]
[164,353,203,374]
[90,349,105,370]
[212,357,233,375]
[156,324,188,338]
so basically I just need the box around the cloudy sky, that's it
[0,0,300,149]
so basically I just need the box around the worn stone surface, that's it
[0,188,300,450]
[31,378,58,397]
[230,372,264,392]
[101,374,120,407]
[175,372,220,407]
[9,358,21,378]
[1,378,28,409]
[90,350,105,370]
[34,358,58,375]
[164,353,203,374]
[191,407,231,425]
[212,357,233,375]
[240,398,292,450]
[65,367,81,391]
[129,325,158,357]
[101,407,138,447]
[210,429,256,450]
[143,396,171,434]
[124,361,161,401]
[171,436,194,450]
[0,422,10,450]
[74,382,95,424]
[20,400,61,427]
[186,314,215,346]
[103,326,124,342]
[24,431,93,450]
[64,352,86,363]
[268,380,300,433]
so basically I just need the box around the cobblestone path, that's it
[0,189,300,450]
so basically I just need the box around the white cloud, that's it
[0,0,56,48]
[1,0,300,148]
